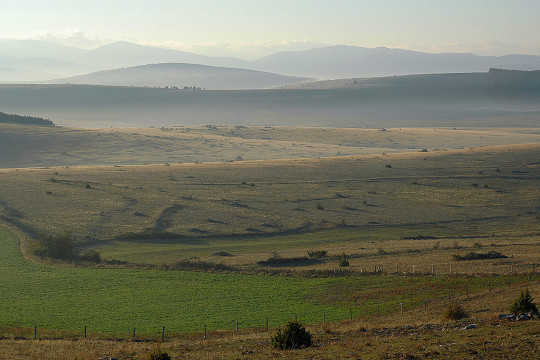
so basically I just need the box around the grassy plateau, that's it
[0,122,539,359]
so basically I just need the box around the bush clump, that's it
[35,232,76,260]
[79,249,102,263]
[271,320,312,349]
[452,251,507,261]
[509,290,538,314]
[307,250,327,259]
[146,349,171,360]
[444,303,469,321]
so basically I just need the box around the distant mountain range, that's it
[1,40,540,86]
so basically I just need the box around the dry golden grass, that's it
[0,140,538,266]
[1,123,539,168]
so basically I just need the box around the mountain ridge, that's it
[2,40,540,84]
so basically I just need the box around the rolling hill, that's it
[50,62,310,90]
[1,72,540,128]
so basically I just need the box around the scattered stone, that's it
[498,312,539,321]
[462,324,477,330]
[212,251,234,257]
[499,314,514,320]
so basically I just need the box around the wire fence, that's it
[14,273,540,342]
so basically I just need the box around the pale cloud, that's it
[399,41,540,56]
[25,28,111,49]
[150,39,327,60]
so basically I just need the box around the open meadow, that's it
[0,132,537,271]
[0,124,539,359]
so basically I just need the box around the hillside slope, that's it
[50,63,309,90]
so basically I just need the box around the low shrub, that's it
[307,250,327,259]
[271,320,312,349]
[257,256,316,267]
[35,232,76,260]
[146,349,171,360]
[509,290,538,314]
[444,303,468,321]
[79,249,102,263]
[452,251,507,261]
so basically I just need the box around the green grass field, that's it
[0,226,536,338]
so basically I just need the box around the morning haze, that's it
[0,1,539,359]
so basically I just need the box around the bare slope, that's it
[1,124,538,168]
[0,143,538,262]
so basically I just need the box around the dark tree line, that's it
[0,112,54,126]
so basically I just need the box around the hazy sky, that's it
[2,0,540,58]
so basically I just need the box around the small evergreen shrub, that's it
[271,320,312,349]
[338,252,349,267]
[146,349,171,360]
[509,290,538,314]
[444,303,469,321]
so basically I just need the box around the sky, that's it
[1,0,540,59]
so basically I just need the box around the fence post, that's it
[204,325,207,340]
[466,287,469,300]
[400,303,403,315]
[449,265,452,275]
[266,317,269,332]
[424,299,427,310]
[323,311,326,325]
[34,324,37,340]
[431,265,434,275]
[236,320,239,334]
[133,327,136,340]
[84,325,87,339]
[350,308,353,321]
[412,265,415,274]
[162,326,165,342]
